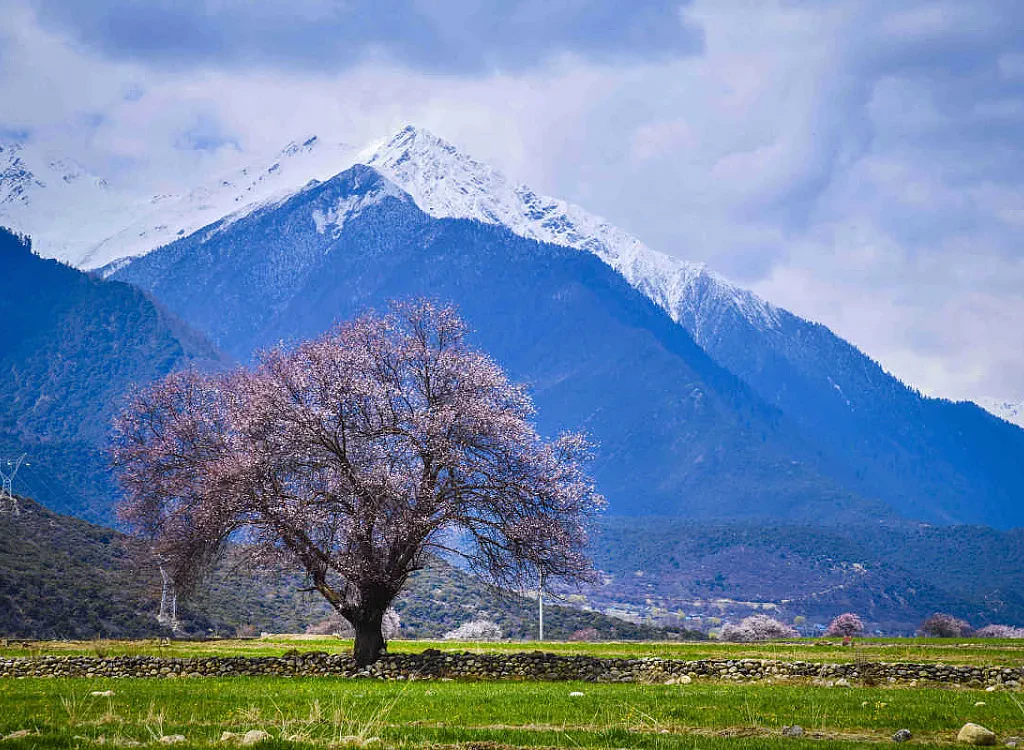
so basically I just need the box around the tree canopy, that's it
[113,300,603,663]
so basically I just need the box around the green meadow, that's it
[2,672,1024,749]
[3,638,1024,748]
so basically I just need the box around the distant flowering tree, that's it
[974,624,1024,639]
[720,614,798,642]
[443,619,504,641]
[825,613,865,638]
[113,300,603,665]
[919,613,972,638]
[569,627,600,642]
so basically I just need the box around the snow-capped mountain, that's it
[0,141,131,262]
[78,136,357,269]
[4,121,1022,527]
[365,126,782,339]
[977,398,1024,428]
[0,136,357,269]
[0,142,110,209]
[102,125,1024,528]
[112,162,885,523]
[109,152,1024,527]
[4,125,780,341]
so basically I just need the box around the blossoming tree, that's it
[113,300,603,664]
[825,612,864,638]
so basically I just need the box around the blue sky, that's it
[1,0,1023,404]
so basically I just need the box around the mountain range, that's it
[105,126,1024,527]
[2,125,1024,634]
[0,137,358,270]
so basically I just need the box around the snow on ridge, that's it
[1,140,133,261]
[310,170,408,237]
[976,398,1024,429]
[365,125,782,336]
[0,143,40,208]
[77,136,359,269]
[1,134,359,269]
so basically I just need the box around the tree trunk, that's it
[352,610,387,667]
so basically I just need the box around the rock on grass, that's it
[957,723,997,746]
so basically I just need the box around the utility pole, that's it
[538,571,544,642]
[0,454,27,515]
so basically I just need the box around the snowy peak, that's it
[0,142,111,209]
[364,126,782,338]
[2,123,782,339]
[307,163,409,237]
[365,125,515,222]
[0,141,128,262]
[78,135,358,269]
[977,398,1024,429]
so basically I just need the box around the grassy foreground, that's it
[2,676,1024,749]
[5,636,1024,666]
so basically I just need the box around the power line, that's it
[19,460,83,513]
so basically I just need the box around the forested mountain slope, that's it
[0,227,224,521]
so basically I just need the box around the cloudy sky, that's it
[1,0,1023,404]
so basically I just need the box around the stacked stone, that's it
[0,652,1020,687]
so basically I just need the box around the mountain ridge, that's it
[9,125,1018,422]
[111,163,885,523]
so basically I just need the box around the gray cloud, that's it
[1,0,1023,404]
[23,0,703,73]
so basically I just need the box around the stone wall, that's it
[1,651,1020,687]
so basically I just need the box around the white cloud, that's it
[1,0,1023,403]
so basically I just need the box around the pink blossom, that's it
[825,613,864,638]
[721,615,798,642]
[113,300,604,664]
[918,613,972,638]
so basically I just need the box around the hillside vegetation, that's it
[0,496,683,641]
[591,517,1024,632]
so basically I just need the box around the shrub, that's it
[442,619,503,641]
[825,613,864,638]
[975,624,1024,639]
[721,614,798,642]
[919,613,971,638]
[569,627,599,642]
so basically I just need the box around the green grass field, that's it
[3,638,1024,748]
[1,675,1023,748]
[5,635,1024,666]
